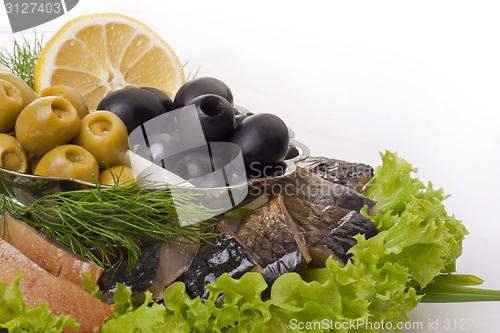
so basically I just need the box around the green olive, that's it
[28,153,43,172]
[73,111,128,169]
[0,79,23,133]
[34,144,99,182]
[39,86,89,119]
[99,166,135,186]
[15,96,80,154]
[0,133,28,173]
[0,72,36,109]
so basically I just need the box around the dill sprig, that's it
[0,33,44,89]
[0,178,219,271]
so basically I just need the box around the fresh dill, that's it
[0,33,44,89]
[0,176,219,272]
[182,60,200,81]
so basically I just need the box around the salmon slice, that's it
[0,239,45,272]
[0,213,103,285]
[0,261,113,333]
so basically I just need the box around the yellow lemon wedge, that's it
[34,13,185,110]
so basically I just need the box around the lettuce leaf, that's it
[0,276,78,333]
[101,284,167,332]
[363,151,468,286]
[100,151,470,332]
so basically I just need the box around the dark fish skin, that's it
[282,196,356,246]
[99,241,162,296]
[318,210,379,263]
[270,167,376,213]
[261,251,306,283]
[236,196,311,284]
[282,196,378,265]
[184,220,260,299]
[297,156,374,192]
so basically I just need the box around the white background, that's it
[1,1,500,331]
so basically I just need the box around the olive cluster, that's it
[98,77,291,182]
[174,77,291,179]
[0,72,131,185]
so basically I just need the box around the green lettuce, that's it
[0,276,78,333]
[98,151,472,332]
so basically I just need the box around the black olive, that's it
[229,113,289,172]
[235,114,252,128]
[97,87,167,133]
[140,87,173,112]
[285,145,300,160]
[173,77,234,109]
[186,94,236,142]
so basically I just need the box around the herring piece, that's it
[270,167,377,214]
[236,196,311,284]
[297,156,374,192]
[184,220,260,299]
[282,196,379,266]
[149,237,200,300]
[99,241,162,300]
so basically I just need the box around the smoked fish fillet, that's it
[0,261,113,333]
[0,238,45,272]
[0,213,103,285]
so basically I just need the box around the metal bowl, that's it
[0,137,309,209]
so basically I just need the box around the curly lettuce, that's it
[100,151,472,332]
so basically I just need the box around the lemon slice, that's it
[35,13,185,110]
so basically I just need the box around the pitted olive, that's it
[185,94,235,142]
[39,85,89,119]
[0,79,23,132]
[0,134,28,173]
[15,96,80,154]
[99,166,135,186]
[28,153,43,172]
[73,111,129,169]
[0,72,36,109]
[34,144,99,182]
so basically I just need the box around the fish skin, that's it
[318,210,379,263]
[0,261,114,333]
[0,213,103,285]
[282,196,379,264]
[236,196,310,284]
[98,241,162,299]
[270,166,376,213]
[297,156,374,192]
[184,220,259,299]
